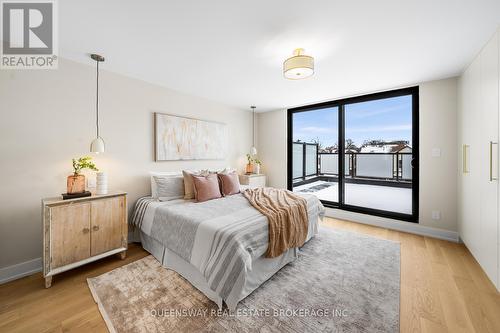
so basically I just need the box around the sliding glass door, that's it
[287,87,418,222]
[291,107,339,203]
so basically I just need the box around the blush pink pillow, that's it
[218,172,240,196]
[192,174,222,202]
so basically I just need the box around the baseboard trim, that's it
[0,257,42,285]
[1,234,137,285]
[325,208,459,242]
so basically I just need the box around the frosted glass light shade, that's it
[283,48,314,80]
[250,146,257,155]
[90,136,105,153]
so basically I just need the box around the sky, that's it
[293,95,413,148]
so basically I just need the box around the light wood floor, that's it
[1,218,499,332]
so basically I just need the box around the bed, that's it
[131,189,325,310]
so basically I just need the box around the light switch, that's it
[431,148,441,157]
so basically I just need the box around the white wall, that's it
[257,77,458,232]
[256,109,287,188]
[0,59,252,270]
[419,78,458,232]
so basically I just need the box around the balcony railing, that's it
[292,142,412,183]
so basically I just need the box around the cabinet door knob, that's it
[82,228,90,234]
[92,225,100,232]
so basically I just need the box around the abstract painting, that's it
[154,113,228,161]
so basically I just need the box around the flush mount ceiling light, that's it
[283,48,314,80]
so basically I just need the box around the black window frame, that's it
[287,86,419,223]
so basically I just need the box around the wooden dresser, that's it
[42,191,127,288]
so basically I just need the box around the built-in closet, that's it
[458,28,500,290]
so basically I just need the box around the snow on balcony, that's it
[292,142,414,215]
[294,180,412,215]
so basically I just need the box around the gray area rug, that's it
[88,227,400,332]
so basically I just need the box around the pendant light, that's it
[250,105,257,156]
[90,53,105,153]
[283,48,314,80]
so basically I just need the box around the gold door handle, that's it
[463,144,469,174]
[490,141,498,181]
[92,225,100,232]
[82,228,90,234]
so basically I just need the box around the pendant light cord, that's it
[251,106,256,149]
[252,108,254,147]
[96,60,100,138]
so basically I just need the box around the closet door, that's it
[479,32,499,285]
[462,57,482,257]
[458,67,473,246]
[458,75,466,239]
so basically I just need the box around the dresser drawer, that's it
[239,174,266,188]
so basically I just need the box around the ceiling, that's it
[60,0,500,112]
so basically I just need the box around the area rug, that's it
[87,227,400,333]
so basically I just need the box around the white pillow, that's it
[218,167,237,174]
[150,172,184,199]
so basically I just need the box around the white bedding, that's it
[131,191,325,310]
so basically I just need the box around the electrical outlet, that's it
[431,210,441,220]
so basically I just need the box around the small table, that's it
[42,191,127,287]
[239,174,266,188]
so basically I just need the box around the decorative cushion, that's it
[217,172,240,196]
[150,172,184,199]
[182,169,210,199]
[218,167,237,175]
[192,174,222,202]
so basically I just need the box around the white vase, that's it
[254,164,261,174]
[96,172,108,195]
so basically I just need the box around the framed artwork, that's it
[154,113,228,161]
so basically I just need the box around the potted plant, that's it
[67,156,99,194]
[254,158,262,174]
[245,154,254,174]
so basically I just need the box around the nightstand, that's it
[239,174,266,188]
[42,191,127,288]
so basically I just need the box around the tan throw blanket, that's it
[243,188,309,258]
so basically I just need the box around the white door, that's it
[458,67,474,246]
[479,32,499,287]
[462,56,482,258]
[498,30,500,290]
